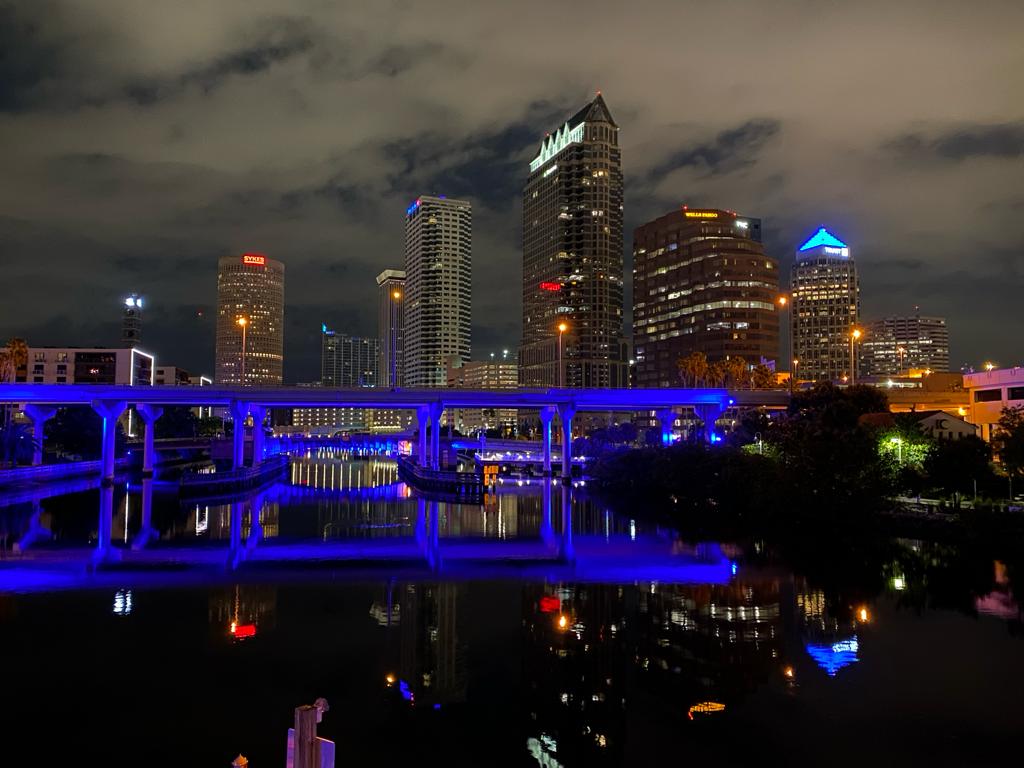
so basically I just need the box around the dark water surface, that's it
[1,455,1022,766]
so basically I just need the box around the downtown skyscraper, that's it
[633,207,779,387]
[860,312,950,375]
[403,196,472,388]
[215,253,285,385]
[376,269,406,388]
[790,229,859,383]
[321,326,379,388]
[520,94,628,388]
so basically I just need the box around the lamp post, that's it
[236,316,248,385]
[896,345,907,374]
[890,436,903,465]
[557,322,568,387]
[791,358,799,394]
[777,295,790,382]
[849,328,862,385]
[390,289,402,388]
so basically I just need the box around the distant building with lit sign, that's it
[520,94,628,388]
[376,269,406,388]
[215,253,285,385]
[403,196,472,387]
[791,228,859,383]
[632,207,778,386]
[860,312,950,376]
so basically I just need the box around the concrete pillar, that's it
[657,408,677,446]
[92,400,126,485]
[416,406,429,466]
[539,406,555,476]
[557,403,576,483]
[695,402,726,443]
[136,404,163,476]
[430,405,443,470]
[132,477,157,550]
[15,495,52,552]
[247,493,264,549]
[23,405,56,466]
[250,405,267,465]
[229,400,249,469]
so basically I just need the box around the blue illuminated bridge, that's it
[0,383,790,486]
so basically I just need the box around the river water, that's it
[0,452,1021,767]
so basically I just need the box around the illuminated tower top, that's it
[122,293,143,346]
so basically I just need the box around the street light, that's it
[236,316,248,384]
[896,346,907,374]
[890,436,903,465]
[984,361,996,371]
[777,295,791,385]
[849,328,863,385]
[390,290,402,388]
[557,322,568,387]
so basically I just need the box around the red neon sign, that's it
[539,282,561,292]
[539,596,561,613]
[242,253,266,266]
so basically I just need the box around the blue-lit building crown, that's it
[798,227,848,252]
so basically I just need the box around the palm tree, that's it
[677,352,710,387]
[751,364,776,389]
[706,360,727,387]
[724,356,748,388]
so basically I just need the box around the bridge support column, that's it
[23,405,56,466]
[92,400,126,485]
[430,405,443,470]
[539,406,555,476]
[93,484,116,565]
[557,403,576,484]
[416,406,429,467]
[695,402,726,443]
[657,408,677,446]
[15,495,52,552]
[249,405,267,465]
[136,404,163,476]
[229,400,250,469]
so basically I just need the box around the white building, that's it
[913,410,977,441]
[403,196,472,387]
[22,347,154,385]
[965,366,1024,441]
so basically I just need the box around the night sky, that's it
[1,1,1022,382]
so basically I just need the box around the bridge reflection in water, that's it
[0,454,733,590]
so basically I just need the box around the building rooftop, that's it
[798,227,848,252]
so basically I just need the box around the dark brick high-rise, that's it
[520,94,628,388]
[632,207,780,387]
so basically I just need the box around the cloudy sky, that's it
[1,0,1022,381]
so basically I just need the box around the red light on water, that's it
[230,623,257,638]
[539,596,560,613]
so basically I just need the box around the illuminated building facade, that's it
[376,269,406,388]
[121,294,142,346]
[21,346,154,385]
[321,327,379,389]
[520,94,628,388]
[791,228,859,382]
[446,353,519,433]
[215,253,285,385]
[403,196,472,388]
[632,207,779,386]
[965,366,1024,441]
[860,312,950,375]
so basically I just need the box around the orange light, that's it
[392,290,401,300]
[852,328,862,340]
[777,296,788,307]
[783,665,794,679]
[557,614,568,630]
[558,323,568,333]
[858,606,870,623]
[385,674,396,685]
[236,317,247,327]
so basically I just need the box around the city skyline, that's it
[1,2,1022,381]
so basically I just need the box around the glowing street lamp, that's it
[557,322,569,387]
[849,328,863,385]
[984,361,996,372]
[896,346,907,374]
[236,316,248,384]
[390,289,402,388]
[890,436,903,465]
[791,358,799,394]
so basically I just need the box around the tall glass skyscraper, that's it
[215,253,284,385]
[403,196,472,388]
[321,326,379,388]
[520,94,628,388]
[790,229,859,383]
[376,269,406,388]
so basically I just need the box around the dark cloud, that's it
[646,119,781,183]
[0,1,63,112]
[887,122,1024,163]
